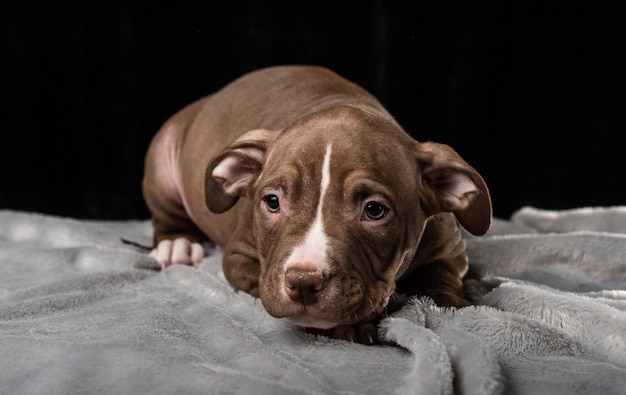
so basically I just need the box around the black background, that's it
[1,1,624,221]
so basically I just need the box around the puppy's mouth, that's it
[270,300,343,329]
[278,302,381,330]
[287,313,338,329]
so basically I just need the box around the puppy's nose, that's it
[284,267,327,305]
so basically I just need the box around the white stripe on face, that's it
[284,144,332,271]
[318,144,332,218]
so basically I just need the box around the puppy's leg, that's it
[221,212,261,297]
[222,249,261,297]
[143,178,206,269]
[400,257,470,308]
[142,123,207,269]
[397,213,471,308]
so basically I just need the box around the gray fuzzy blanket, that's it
[1,207,625,394]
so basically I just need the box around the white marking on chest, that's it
[284,144,332,271]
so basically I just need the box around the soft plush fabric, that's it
[1,207,625,394]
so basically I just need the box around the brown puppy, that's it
[142,66,491,344]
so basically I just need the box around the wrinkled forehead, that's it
[260,118,416,192]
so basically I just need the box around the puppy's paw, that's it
[331,321,379,345]
[150,237,205,269]
[433,293,471,308]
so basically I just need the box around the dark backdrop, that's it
[1,1,624,220]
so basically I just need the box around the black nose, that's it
[284,267,328,305]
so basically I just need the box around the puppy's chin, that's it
[288,314,337,330]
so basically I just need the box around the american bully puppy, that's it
[142,66,491,344]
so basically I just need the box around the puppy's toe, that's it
[189,242,205,265]
[331,325,357,343]
[150,239,174,269]
[171,238,198,265]
[355,322,378,345]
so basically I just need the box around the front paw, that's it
[432,292,471,308]
[331,321,379,345]
[307,320,379,345]
[150,237,205,269]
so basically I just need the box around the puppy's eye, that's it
[264,194,280,212]
[363,202,387,221]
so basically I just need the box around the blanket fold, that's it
[1,207,625,394]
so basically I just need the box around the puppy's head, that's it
[206,106,491,329]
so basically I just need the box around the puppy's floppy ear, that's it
[416,142,492,235]
[205,129,279,213]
